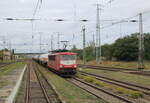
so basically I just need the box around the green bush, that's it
[104,84,114,90]
[84,76,94,83]
[129,91,144,99]
[116,87,127,94]
[76,74,144,99]
[86,55,95,62]
[116,87,144,99]
[94,80,104,87]
[76,73,84,79]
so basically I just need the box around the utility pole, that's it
[138,13,144,70]
[51,35,53,51]
[82,26,86,64]
[31,21,34,53]
[7,39,11,52]
[57,32,60,50]
[32,35,34,53]
[39,32,42,53]
[3,37,6,50]
[96,4,101,64]
[93,34,95,56]
[2,36,6,61]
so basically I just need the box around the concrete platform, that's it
[0,65,26,103]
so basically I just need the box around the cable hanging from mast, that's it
[31,0,42,53]
[32,0,42,18]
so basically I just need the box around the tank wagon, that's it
[39,53,49,65]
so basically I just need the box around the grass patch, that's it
[0,62,26,88]
[0,81,9,88]
[81,69,150,87]
[14,69,27,103]
[76,73,84,79]
[78,60,150,70]
[77,73,144,99]
[84,76,94,83]
[37,64,107,103]
[116,88,143,99]
[129,91,143,99]
[94,80,104,87]
[0,62,26,75]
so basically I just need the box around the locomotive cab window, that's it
[49,55,56,60]
[60,55,76,65]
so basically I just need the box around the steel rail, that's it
[25,65,30,103]
[33,64,51,103]
[78,64,137,71]
[33,62,64,103]
[78,71,150,96]
[70,77,134,103]
[25,63,51,103]
[78,64,150,76]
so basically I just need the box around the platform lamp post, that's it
[38,32,43,54]
[82,26,86,65]
[80,19,88,65]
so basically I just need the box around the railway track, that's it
[0,60,25,69]
[78,71,150,96]
[127,71,150,77]
[0,62,19,73]
[68,77,134,103]
[25,62,63,103]
[0,63,12,68]
[78,64,150,76]
[0,63,6,66]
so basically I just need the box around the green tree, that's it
[101,44,113,60]
[70,33,150,62]
[85,46,95,61]
[144,33,150,60]
[112,33,150,61]
[112,34,138,61]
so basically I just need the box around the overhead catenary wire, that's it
[142,9,150,15]
[100,14,139,30]
[2,0,150,53]
[100,9,150,30]
[31,0,43,52]
[32,0,40,17]
[32,0,42,18]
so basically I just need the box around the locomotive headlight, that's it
[60,65,63,68]
[74,65,77,68]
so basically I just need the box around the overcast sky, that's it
[0,0,150,53]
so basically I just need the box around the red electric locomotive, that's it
[47,51,77,75]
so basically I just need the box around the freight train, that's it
[34,50,77,76]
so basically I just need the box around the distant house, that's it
[13,55,20,59]
[3,49,12,60]
[0,49,13,60]
[0,50,3,60]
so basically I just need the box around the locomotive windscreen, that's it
[60,55,76,65]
